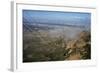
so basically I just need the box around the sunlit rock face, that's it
[65,31,91,60]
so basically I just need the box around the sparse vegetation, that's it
[23,29,91,62]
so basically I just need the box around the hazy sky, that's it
[23,10,91,27]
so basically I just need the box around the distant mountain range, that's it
[23,23,54,32]
[23,22,86,32]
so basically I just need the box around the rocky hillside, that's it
[65,31,91,60]
[23,30,91,62]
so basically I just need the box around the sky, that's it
[23,10,91,27]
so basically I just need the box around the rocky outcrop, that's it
[65,31,91,60]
